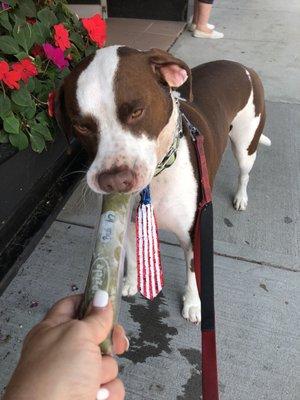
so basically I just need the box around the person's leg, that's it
[193,0,223,38]
[189,0,214,31]
[192,0,199,25]
[196,1,214,33]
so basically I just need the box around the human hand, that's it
[3,291,128,400]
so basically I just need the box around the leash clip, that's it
[190,126,200,141]
[181,112,200,141]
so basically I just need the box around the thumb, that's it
[83,290,113,344]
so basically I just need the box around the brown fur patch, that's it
[190,258,195,272]
[247,67,266,155]
[55,54,98,159]
[115,47,173,139]
[72,114,99,160]
[180,60,255,185]
[179,61,264,242]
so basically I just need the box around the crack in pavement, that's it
[160,240,298,272]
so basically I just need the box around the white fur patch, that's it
[182,246,201,324]
[230,88,260,210]
[245,68,251,81]
[151,101,198,244]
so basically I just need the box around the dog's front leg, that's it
[122,222,138,297]
[182,243,201,324]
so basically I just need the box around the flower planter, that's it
[0,133,86,287]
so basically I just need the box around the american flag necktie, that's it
[136,185,164,300]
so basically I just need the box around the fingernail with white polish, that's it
[93,290,109,308]
[125,336,130,351]
[97,388,110,400]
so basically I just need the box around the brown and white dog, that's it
[56,45,270,323]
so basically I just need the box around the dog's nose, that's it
[97,166,135,193]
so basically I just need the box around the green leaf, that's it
[46,67,56,82]
[0,10,12,32]
[0,131,9,144]
[37,8,57,28]
[13,18,35,53]
[32,55,43,71]
[85,45,97,57]
[15,51,28,60]
[20,100,36,120]
[9,131,28,150]
[69,32,85,51]
[69,45,81,63]
[36,84,53,103]
[0,36,20,54]
[42,125,53,142]
[66,8,81,28]
[32,21,48,44]
[59,67,70,79]
[3,112,20,134]
[27,77,35,92]
[54,67,70,87]
[29,131,45,153]
[11,85,32,107]
[32,121,53,141]
[36,110,48,123]
[17,0,36,18]
[0,94,11,118]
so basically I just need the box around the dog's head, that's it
[56,45,191,194]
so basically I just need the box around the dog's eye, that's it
[131,108,144,119]
[74,124,90,135]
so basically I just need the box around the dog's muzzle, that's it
[97,165,135,193]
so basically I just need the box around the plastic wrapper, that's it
[80,193,133,354]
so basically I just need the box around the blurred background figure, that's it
[188,0,224,39]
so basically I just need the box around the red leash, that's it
[182,113,219,400]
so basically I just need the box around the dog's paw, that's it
[122,279,138,297]
[182,296,201,324]
[233,193,248,211]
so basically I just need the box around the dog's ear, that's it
[147,48,193,101]
[55,83,73,151]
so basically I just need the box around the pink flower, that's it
[42,43,69,69]
[1,2,9,10]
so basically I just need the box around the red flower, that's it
[12,58,38,83]
[26,17,37,25]
[81,14,106,47]
[31,44,44,58]
[0,60,21,90]
[53,23,71,51]
[0,60,8,80]
[47,91,56,117]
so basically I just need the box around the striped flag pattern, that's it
[136,187,164,300]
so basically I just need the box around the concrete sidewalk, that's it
[0,1,299,399]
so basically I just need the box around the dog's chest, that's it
[150,136,198,240]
